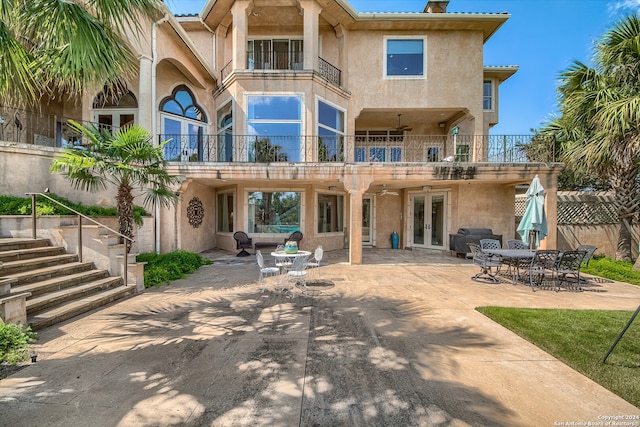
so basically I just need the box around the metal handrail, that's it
[25,192,134,286]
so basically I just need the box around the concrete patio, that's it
[1,248,638,426]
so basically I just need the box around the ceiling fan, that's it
[378,184,400,196]
[391,114,412,132]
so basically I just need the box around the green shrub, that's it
[584,256,640,286]
[0,323,36,365]
[0,194,149,225]
[137,250,212,288]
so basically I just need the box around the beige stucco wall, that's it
[452,182,515,244]
[0,143,116,206]
[558,224,640,259]
[176,181,216,254]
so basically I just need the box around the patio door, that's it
[362,195,374,246]
[410,192,447,249]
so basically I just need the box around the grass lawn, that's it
[476,306,640,408]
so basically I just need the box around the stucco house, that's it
[0,0,562,265]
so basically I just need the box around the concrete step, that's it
[13,269,110,297]
[0,254,79,276]
[27,285,136,330]
[0,245,66,263]
[3,261,95,286]
[0,238,51,252]
[27,276,123,313]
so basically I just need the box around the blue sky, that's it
[166,0,640,135]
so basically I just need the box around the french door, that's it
[409,192,447,249]
[362,195,374,246]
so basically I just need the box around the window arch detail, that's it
[160,85,207,122]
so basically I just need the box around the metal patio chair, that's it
[256,250,279,292]
[469,243,502,283]
[526,250,560,292]
[555,250,587,291]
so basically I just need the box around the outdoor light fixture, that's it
[328,186,337,191]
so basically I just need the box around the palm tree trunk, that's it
[610,144,640,262]
[117,180,135,253]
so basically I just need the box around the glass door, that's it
[410,192,447,249]
[362,195,373,246]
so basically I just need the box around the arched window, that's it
[159,86,208,162]
[92,89,138,132]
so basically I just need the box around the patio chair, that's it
[479,239,501,250]
[287,255,309,293]
[480,238,503,272]
[555,250,587,291]
[233,231,253,257]
[526,250,560,292]
[469,243,502,283]
[256,250,279,291]
[504,239,529,279]
[507,239,528,249]
[284,231,303,245]
[274,244,292,272]
[576,244,597,268]
[306,246,323,279]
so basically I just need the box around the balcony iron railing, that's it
[318,57,341,86]
[2,106,554,165]
[159,134,552,164]
[0,105,114,148]
[247,50,304,71]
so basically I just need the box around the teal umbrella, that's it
[517,175,547,248]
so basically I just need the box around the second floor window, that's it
[248,39,303,70]
[483,80,494,111]
[385,38,424,77]
[160,86,207,162]
[247,95,302,162]
[318,100,345,161]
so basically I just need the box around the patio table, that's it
[482,248,536,284]
[271,250,311,272]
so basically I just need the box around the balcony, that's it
[221,55,342,86]
[159,134,554,164]
[0,105,555,165]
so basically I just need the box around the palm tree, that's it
[538,14,640,261]
[51,122,179,251]
[0,0,163,107]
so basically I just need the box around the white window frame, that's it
[483,80,495,112]
[315,190,345,236]
[316,96,346,161]
[245,92,305,162]
[383,36,427,80]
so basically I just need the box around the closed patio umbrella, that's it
[517,175,548,249]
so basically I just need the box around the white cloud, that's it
[609,0,640,15]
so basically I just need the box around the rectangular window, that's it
[247,96,302,162]
[248,191,301,234]
[248,39,303,70]
[483,80,493,111]
[385,38,424,77]
[317,193,344,233]
[318,100,345,161]
[217,192,234,232]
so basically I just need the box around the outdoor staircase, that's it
[0,237,135,330]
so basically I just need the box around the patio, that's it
[1,249,638,426]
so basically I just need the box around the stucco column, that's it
[300,0,321,71]
[231,0,250,72]
[335,24,347,85]
[138,55,153,132]
[343,170,373,265]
